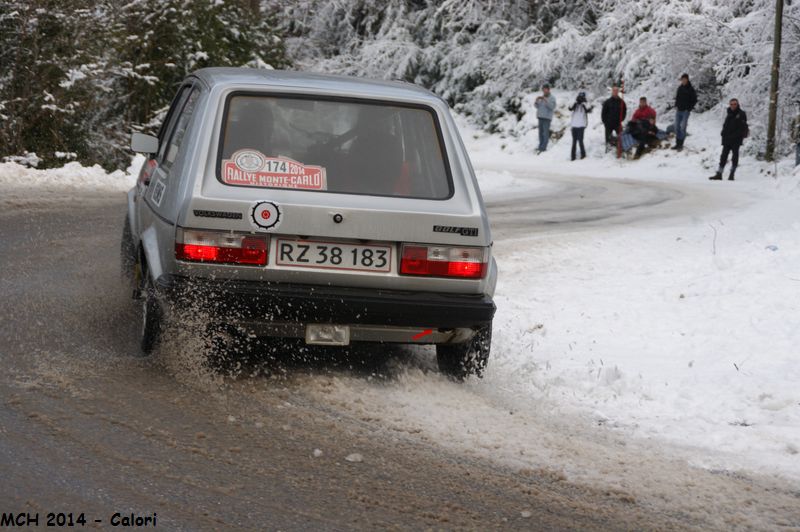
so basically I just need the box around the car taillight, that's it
[175,229,268,266]
[400,244,487,279]
[138,158,157,186]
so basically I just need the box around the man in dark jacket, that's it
[601,85,627,146]
[672,73,697,151]
[710,99,748,181]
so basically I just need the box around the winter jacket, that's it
[626,119,657,143]
[790,115,800,144]
[721,107,749,147]
[632,105,657,122]
[675,83,698,112]
[568,102,593,128]
[535,94,557,120]
[601,96,627,127]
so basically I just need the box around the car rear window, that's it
[217,94,453,199]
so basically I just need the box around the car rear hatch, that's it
[176,90,492,294]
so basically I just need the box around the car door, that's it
[135,83,202,280]
[135,82,197,230]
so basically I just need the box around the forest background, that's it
[1,0,798,169]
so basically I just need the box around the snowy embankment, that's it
[0,155,142,210]
[461,110,800,482]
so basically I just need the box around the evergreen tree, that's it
[0,0,288,169]
[0,1,113,167]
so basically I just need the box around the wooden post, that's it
[766,0,784,161]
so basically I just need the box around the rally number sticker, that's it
[151,180,166,207]
[223,149,327,191]
[249,201,282,232]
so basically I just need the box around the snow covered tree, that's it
[0,1,114,167]
[113,0,288,131]
[278,0,800,155]
[0,0,288,169]
[3,0,798,165]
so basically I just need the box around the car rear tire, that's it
[436,323,492,379]
[139,274,162,356]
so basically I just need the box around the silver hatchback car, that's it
[122,68,497,377]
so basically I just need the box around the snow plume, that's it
[283,0,800,156]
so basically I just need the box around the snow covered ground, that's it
[462,111,800,483]
[2,111,798,486]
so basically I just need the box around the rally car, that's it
[121,68,497,377]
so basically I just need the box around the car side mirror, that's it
[131,132,159,155]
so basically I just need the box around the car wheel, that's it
[436,323,492,380]
[138,274,162,356]
[120,215,136,284]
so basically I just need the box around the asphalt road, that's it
[1,175,797,530]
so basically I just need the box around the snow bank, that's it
[0,156,142,191]
[463,98,800,187]
[0,156,142,211]
[463,116,800,482]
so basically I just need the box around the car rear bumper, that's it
[155,274,496,330]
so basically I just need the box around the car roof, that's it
[192,68,442,104]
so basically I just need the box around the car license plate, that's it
[306,324,350,345]
[275,239,392,272]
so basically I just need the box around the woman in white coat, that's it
[569,92,593,160]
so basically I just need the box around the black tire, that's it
[138,274,162,356]
[436,323,492,379]
[120,215,136,284]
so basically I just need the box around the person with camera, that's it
[568,91,593,160]
[534,84,557,153]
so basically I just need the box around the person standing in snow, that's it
[632,97,656,123]
[569,92,593,160]
[534,84,557,153]
[710,99,748,181]
[791,105,800,167]
[672,73,697,151]
[601,85,627,146]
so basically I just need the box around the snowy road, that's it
[1,173,798,530]
[489,173,686,239]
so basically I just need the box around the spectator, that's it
[791,104,800,168]
[568,91,593,160]
[672,73,698,151]
[632,97,657,123]
[710,99,748,181]
[627,117,658,158]
[601,85,627,147]
[534,84,557,153]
